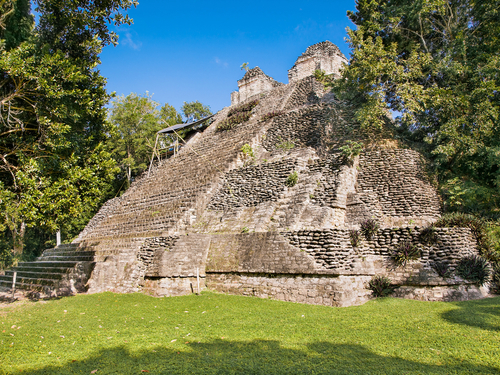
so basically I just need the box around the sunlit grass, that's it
[0,292,499,374]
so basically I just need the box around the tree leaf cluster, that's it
[0,0,136,260]
[106,94,212,188]
[325,0,500,216]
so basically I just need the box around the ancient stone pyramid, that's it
[3,41,485,306]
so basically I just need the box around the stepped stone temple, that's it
[0,41,489,306]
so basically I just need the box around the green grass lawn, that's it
[0,292,499,374]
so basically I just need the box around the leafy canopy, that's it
[327,0,500,216]
[0,0,136,258]
[107,93,183,184]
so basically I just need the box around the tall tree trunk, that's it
[12,221,26,257]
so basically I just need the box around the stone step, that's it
[43,247,95,255]
[2,270,65,280]
[17,261,79,268]
[0,275,59,287]
[44,244,80,252]
[41,250,95,257]
[12,266,74,274]
[36,255,95,262]
[0,279,56,291]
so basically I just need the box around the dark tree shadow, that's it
[441,296,500,332]
[19,339,499,375]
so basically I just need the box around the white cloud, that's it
[214,57,228,68]
[121,32,142,50]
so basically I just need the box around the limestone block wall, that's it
[207,159,297,210]
[65,41,488,306]
[204,227,481,306]
[347,149,442,227]
[262,104,330,153]
[84,236,147,294]
[283,77,327,110]
[137,236,179,277]
[231,67,283,106]
[206,274,372,307]
[288,41,348,82]
[206,232,318,274]
[307,154,350,209]
[282,227,477,278]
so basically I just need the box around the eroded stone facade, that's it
[63,41,491,306]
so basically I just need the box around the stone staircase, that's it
[0,243,96,295]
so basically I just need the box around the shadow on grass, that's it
[21,339,498,375]
[441,296,500,332]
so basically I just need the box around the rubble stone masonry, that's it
[68,41,490,306]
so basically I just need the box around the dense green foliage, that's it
[106,95,211,191]
[368,275,395,297]
[0,0,137,263]
[0,0,33,51]
[108,93,169,186]
[1,292,499,374]
[391,241,420,267]
[181,100,212,122]
[434,212,497,261]
[456,255,491,285]
[322,0,500,216]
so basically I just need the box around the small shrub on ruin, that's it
[392,241,420,267]
[360,218,379,240]
[285,171,298,187]
[419,225,438,245]
[261,110,284,121]
[368,275,395,297]
[217,112,252,131]
[340,140,363,161]
[276,136,295,150]
[349,229,361,247]
[227,99,259,117]
[241,227,249,233]
[456,255,490,285]
[432,261,452,278]
[217,100,260,131]
[241,143,255,158]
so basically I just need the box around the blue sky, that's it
[100,1,357,116]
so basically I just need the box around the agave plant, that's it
[368,275,395,297]
[392,241,420,267]
[456,255,490,285]
[432,261,451,278]
[360,219,379,240]
[419,226,438,245]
